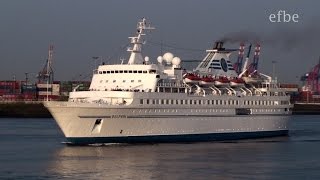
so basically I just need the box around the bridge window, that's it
[119,70,123,73]
[131,80,134,82]
[115,70,119,73]
[124,70,128,73]
[123,80,126,83]
[107,71,110,74]
[103,71,106,74]
[129,70,132,73]
[138,70,142,73]
[113,80,116,83]
[133,70,137,73]
[143,71,147,73]
[138,80,141,82]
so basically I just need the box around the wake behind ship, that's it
[44,18,292,145]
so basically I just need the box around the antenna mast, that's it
[127,18,155,64]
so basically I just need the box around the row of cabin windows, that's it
[243,100,289,106]
[100,80,142,83]
[98,70,156,74]
[140,99,240,105]
[140,99,290,106]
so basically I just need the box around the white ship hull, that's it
[45,95,290,144]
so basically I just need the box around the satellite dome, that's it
[157,56,163,63]
[172,57,181,66]
[163,52,174,64]
[144,56,149,62]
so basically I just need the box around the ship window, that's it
[106,80,108,83]
[161,99,164,104]
[115,70,119,73]
[149,70,156,73]
[138,70,142,73]
[100,80,103,83]
[111,71,114,73]
[171,99,174,104]
[107,71,110,74]
[140,99,143,104]
[133,70,137,73]
[129,70,133,73]
[146,99,149,104]
[99,71,102,74]
[153,99,156,104]
[143,71,147,73]
[103,71,106,74]
[119,70,123,73]
[123,80,126,83]
[190,100,192,105]
[138,80,141,82]
[113,80,116,83]
[124,70,128,73]
[199,100,202,105]
[131,80,134,82]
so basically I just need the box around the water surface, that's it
[0,116,319,179]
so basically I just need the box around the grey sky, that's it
[0,0,319,83]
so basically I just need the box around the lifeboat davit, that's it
[214,76,229,86]
[183,73,201,84]
[199,76,215,86]
[230,78,245,87]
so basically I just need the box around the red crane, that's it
[234,43,245,74]
[247,43,261,75]
[305,57,320,94]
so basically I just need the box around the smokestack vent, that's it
[214,41,225,50]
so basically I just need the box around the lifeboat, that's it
[230,78,245,87]
[199,76,215,86]
[183,73,201,84]
[214,76,229,86]
[242,76,264,84]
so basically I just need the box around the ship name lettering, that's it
[111,115,127,118]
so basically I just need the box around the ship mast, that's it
[127,18,155,65]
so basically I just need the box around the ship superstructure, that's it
[45,18,292,145]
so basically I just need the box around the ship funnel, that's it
[213,41,225,50]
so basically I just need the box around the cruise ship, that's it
[45,18,292,145]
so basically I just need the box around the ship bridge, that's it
[90,64,160,92]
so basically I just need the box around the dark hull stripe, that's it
[66,130,288,145]
[78,114,291,119]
